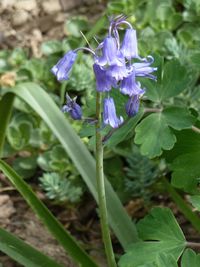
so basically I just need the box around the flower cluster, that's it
[51,15,157,128]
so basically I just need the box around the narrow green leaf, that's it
[119,208,186,267]
[7,82,139,248]
[0,93,14,157]
[80,15,107,47]
[0,160,98,267]
[0,227,63,267]
[106,109,144,148]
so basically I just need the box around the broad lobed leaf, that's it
[119,207,186,267]
[135,107,195,158]
[171,151,200,193]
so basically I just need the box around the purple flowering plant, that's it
[51,15,157,267]
[51,15,157,129]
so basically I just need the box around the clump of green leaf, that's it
[124,146,161,201]
[37,144,76,174]
[39,172,83,203]
[67,55,95,92]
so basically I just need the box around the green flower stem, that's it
[0,93,15,157]
[95,91,117,267]
[163,177,200,233]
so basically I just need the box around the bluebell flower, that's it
[107,64,129,81]
[133,56,157,80]
[125,95,140,117]
[120,71,145,96]
[103,97,123,128]
[51,16,157,128]
[121,29,138,60]
[51,51,77,81]
[93,64,116,92]
[96,36,124,67]
[62,94,82,120]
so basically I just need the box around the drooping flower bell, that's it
[125,95,140,117]
[62,94,82,120]
[107,64,129,81]
[51,16,157,127]
[103,97,123,128]
[133,56,157,80]
[93,64,116,92]
[121,29,138,60]
[120,70,145,96]
[96,36,124,67]
[51,51,77,81]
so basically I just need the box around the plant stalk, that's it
[95,91,117,267]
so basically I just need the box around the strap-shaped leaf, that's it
[6,82,139,248]
[0,227,63,267]
[0,160,97,267]
[0,93,14,157]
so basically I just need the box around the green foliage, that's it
[135,113,176,158]
[124,146,161,200]
[119,207,186,267]
[181,248,200,267]
[67,55,95,92]
[8,82,139,248]
[39,172,83,203]
[12,156,37,179]
[7,113,34,150]
[0,227,63,267]
[0,160,98,267]
[189,195,200,211]
[135,107,195,158]
[171,152,200,193]
[37,144,72,173]
[144,59,191,102]
[1,3,200,265]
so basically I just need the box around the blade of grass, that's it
[0,93,15,157]
[0,160,98,267]
[7,82,139,248]
[80,15,107,47]
[0,227,63,267]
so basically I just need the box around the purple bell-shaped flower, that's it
[96,36,124,67]
[103,97,123,128]
[125,95,140,117]
[93,64,116,92]
[51,51,77,81]
[120,71,145,96]
[121,28,138,60]
[62,94,82,120]
[107,64,129,81]
[133,56,157,80]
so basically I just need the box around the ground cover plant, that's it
[0,0,200,266]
